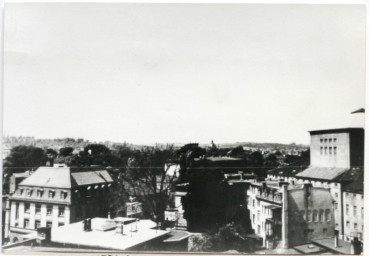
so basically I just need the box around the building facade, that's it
[247,180,335,249]
[4,166,114,243]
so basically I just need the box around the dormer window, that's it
[49,190,55,198]
[60,191,68,199]
[37,189,44,198]
[26,189,32,197]
[17,189,23,196]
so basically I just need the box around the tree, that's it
[264,153,278,167]
[110,145,177,222]
[59,147,74,157]
[247,151,264,167]
[78,144,116,166]
[3,145,45,172]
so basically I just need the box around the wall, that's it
[349,129,364,167]
[310,132,350,168]
[286,186,335,247]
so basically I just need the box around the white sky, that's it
[3,3,366,145]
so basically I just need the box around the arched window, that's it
[313,210,318,222]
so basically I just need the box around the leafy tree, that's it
[78,144,116,166]
[207,140,220,157]
[3,145,45,172]
[59,147,74,156]
[110,145,177,221]
[227,146,245,158]
[247,151,264,167]
[177,143,206,183]
[264,153,278,167]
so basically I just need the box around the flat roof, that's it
[312,237,351,255]
[51,217,170,251]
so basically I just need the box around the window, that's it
[320,147,323,155]
[257,200,260,207]
[37,189,43,198]
[320,139,323,143]
[48,190,55,198]
[35,204,41,214]
[47,222,52,228]
[313,210,318,222]
[253,199,255,208]
[25,220,29,228]
[333,138,337,142]
[58,222,64,227]
[329,147,332,155]
[319,209,324,222]
[253,214,255,224]
[25,203,30,213]
[59,207,65,217]
[354,223,358,230]
[335,192,338,198]
[257,225,261,234]
[334,147,337,155]
[346,204,350,215]
[257,211,260,221]
[329,138,332,143]
[362,207,364,218]
[324,138,327,143]
[325,209,331,221]
[324,147,327,155]
[35,221,41,229]
[346,221,350,228]
[47,205,53,215]
[60,191,68,199]
[17,189,23,195]
[15,203,19,220]
[354,206,357,217]
[307,210,312,222]
[26,189,32,197]
[334,203,338,210]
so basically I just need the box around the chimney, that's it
[83,218,91,232]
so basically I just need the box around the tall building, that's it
[267,110,364,241]
[4,166,114,243]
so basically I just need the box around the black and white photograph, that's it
[0,1,366,254]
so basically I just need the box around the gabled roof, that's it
[19,167,72,189]
[71,170,113,186]
[295,166,348,181]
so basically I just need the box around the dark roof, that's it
[267,159,309,177]
[340,167,364,194]
[295,166,348,181]
[71,171,113,186]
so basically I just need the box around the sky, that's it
[2,3,366,145]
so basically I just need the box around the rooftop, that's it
[51,217,170,251]
[267,159,310,177]
[312,237,351,255]
[295,166,349,181]
[340,167,364,194]
[19,167,113,189]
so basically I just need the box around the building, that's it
[247,180,335,249]
[267,110,364,240]
[51,217,170,251]
[4,166,114,243]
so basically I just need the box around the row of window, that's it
[320,146,337,155]
[299,209,331,222]
[17,203,65,217]
[346,221,363,231]
[22,219,64,229]
[320,138,337,143]
[17,188,68,200]
[345,205,364,218]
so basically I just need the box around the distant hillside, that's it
[3,136,308,152]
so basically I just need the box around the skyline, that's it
[3,3,366,145]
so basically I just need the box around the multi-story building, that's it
[247,180,335,249]
[267,110,364,240]
[4,166,114,243]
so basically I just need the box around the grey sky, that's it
[3,3,366,145]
